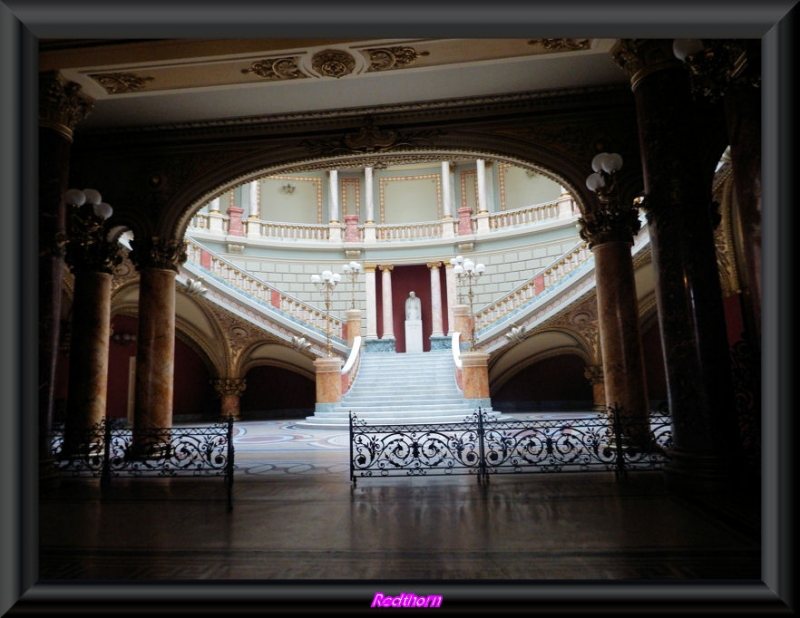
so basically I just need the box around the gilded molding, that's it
[38,71,94,141]
[241,56,307,81]
[583,364,604,385]
[529,39,591,52]
[89,72,155,94]
[311,49,356,78]
[301,119,442,156]
[129,237,188,272]
[364,46,429,72]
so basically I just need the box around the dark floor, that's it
[31,418,764,614]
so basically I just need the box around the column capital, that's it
[583,364,605,385]
[39,71,95,142]
[611,39,684,89]
[363,264,377,273]
[378,264,394,272]
[577,200,641,248]
[129,237,188,272]
[427,261,443,270]
[211,377,247,398]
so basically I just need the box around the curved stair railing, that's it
[181,221,651,361]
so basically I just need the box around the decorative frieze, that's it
[529,39,591,52]
[311,49,356,78]
[241,56,307,80]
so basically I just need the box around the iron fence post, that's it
[226,415,234,511]
[612,404,627,480]
[477,407,487,484]
[101,418,111,487]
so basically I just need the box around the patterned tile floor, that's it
[34,415,762,613]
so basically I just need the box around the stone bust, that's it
[405,291,421,321]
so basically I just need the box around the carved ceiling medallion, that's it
[311,49,357,78]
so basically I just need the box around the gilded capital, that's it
[211,378,247,398]
[39,71,94,141]
[378,264,394,272]
[427,261,443,270]
[129,237,188,272]
[611,39,683,90]
[584,364,604,385]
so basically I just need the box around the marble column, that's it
[314,356,343,404]
[445,262,458,334]
[578,169,650,445]
[129,238,187,443]
[441,161,453,219]
[428,262,445,338]
[364,265,378,339]
[461,351,491,408]
[211,378,246,421]
[364,167,377,244]
[247,181,261,238]
[328,170,341,241]
[379,265,395,339]
[345,308,362,347]
[63,212,121,453]
[612,39,744,489]
[38,71,94,477]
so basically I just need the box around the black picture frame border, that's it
[1,1,795,614]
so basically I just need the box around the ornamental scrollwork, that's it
[529,39,591,52]
[241,56,307,81]
[39,71,94,140]
[89,72,155,94]
[364,46,429,72]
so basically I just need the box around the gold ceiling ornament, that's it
[364,46,430,72]
[343,118,398,152]
[529,39,591,52]
[241,56,307,81]
[89,72,155,94]
[311,49,357,78]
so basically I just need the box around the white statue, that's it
[405,291,421,321]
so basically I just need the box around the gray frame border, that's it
[1,1,795,614]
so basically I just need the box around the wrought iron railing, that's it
[50,417,235,510]
[349,407,672,487]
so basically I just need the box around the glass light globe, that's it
[331,273,341,283]
[673,38,705,61]
[454,265,464,275]
[311,274,321,283]
[93,202,113,219]
[82,188,102,205]
[322,270,332,281]
[475,263,485,274]
[602,153,623,173]
[463,259,474,272]
[586,172,605,192]
[63,189,86,206]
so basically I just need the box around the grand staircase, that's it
[297,350,497,428]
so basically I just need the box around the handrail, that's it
[452,332,462,370]
[184,236,343,336]
[342,336,362,375]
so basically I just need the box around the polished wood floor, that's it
[34,418,762,613]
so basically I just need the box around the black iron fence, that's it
[50,417,235,510]
[349,407,672,487]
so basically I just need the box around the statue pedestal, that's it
[405,319,423,353]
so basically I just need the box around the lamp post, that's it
[311,269,341,357]
[451,254,485,350]
[341,261,362,309]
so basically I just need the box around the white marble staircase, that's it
[297,350,496,428]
